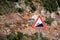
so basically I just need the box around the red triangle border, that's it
[32,15,46,29]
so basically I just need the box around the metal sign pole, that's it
[38,29,41,40]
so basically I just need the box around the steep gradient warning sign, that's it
[32,15,46,29]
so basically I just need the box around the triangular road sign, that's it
[32,15,46,29]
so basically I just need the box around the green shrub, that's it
[30,5,36,12]
[7,32,24,40]
[17,22,22,26]
[41,37,49,40]
[0,0,16,15]
[0,35,7,40]
[41,0,58,13]
[25,0,32,5]
[25,0,36,12]
[57,0,60,7]
[17,32,24,40]
[7,32,17,40]
[7,0,18,2]
[25,0,32,2]
[0,13,3,15]
[17,8,24,13]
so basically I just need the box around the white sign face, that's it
[34,18,43,27]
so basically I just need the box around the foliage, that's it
[26,0,32,2]
[25,0,32,5]
[17,32,24,40]
[25,0,36,12]
[0,32,49,40]
[41,37,49,40]
[17,21,22,26]
[7,32,17,40]
[0,35,7,40]
[17,8,24,13]
[0,0,16,15]
[7,32,23,40]
[57,0,60,7]
[30,4,36,12]
[7,0,18,2]
[41,0,58,13]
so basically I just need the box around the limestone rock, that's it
[51,12,56,19]
[51,21,58,27]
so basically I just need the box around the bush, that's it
[0,35,7,40]
[17,8,24,13]
[26,0,32,2]
[17,22,22,26]
[41,0,58,13]
[7,0,18,2]
[0,0,16,15]
[7,32,17,40]
[7,32,23,40]
[57,0,60,7]
[41,37,49,40]
[25,0,36,12]
[25,0,32,5]
[17,32,24,40]
[30,4,36,12]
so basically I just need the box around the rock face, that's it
[57,7,60,15]
[0,0,60,40]
[0,28,11,35]
[51,12,56,19]
[51,20,58,27]
[55,15,60,23]
[0,10,60,40]
[41,9,47,17]
[46,11,51,18]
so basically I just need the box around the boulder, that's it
[51,21,58,27]
[51,12,56,19]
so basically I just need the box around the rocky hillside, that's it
[0,0,60,40]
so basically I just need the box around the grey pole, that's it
[38,29,41,40]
